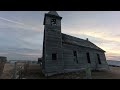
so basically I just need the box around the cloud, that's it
[0,16,43,32]
[0,12,44,60]
[0,16,26,25]
[62,27,120,60]
[0,48,42,60]
[106,52,120,60]
[0,11,120,60]
[0,21,43,60]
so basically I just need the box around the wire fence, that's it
[11,61,29,79]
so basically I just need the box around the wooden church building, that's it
[42,11,109,76]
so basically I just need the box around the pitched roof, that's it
[62,33,105,52]
[48,11,60,17]
[43,11,62,25]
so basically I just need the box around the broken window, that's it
[73,51,78,63]
[87,52,91,63]
[52,53,57,60]
[51,19,56,25]
[97,54,101,64]
[73,51,77,56]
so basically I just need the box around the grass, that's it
[23,65,120,79]
[1,63,120,79]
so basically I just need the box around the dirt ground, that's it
[1,63,120,79]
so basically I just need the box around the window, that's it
[73,51,77,57]
[97,54,101,64]
[52,53,57,60]
[87,52,91,63]
[73,51,78,63]
[51,19,56,25]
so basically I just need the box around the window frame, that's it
[52,53,57,60]
[51,18,57,25]
[86,52,91,63]
[73,51,78,64]
[97,54,101,64]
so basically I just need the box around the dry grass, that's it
[24,65,120,79]
[1,63,120,79]
[0,63,14,79]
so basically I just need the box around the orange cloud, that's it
[62,28,120,60]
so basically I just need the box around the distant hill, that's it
[107,60,120,66]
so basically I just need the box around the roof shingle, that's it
[62,33,105,52]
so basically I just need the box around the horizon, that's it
[0,11,120,61]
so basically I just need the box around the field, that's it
[1,63,120,79]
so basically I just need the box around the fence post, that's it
[24,61,29,75]
[12,62,17,79]
[19,66,23,79]
[19,68,22,79]
[85,64,92,79]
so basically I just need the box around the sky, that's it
[0,11,120,61]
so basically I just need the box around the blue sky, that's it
[0,11,120,61]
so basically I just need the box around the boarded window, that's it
[73,51,78,63]
[87,52,91,63]
[97,54,101,64]
[52,53,57,60]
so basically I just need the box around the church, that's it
[42,11,109,76]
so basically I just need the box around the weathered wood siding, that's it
[44,28,64,74]
[43,13,64,76]
[62,43,109,71]
[42,11,109,76]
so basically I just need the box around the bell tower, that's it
[42,11,64,76]
[43,11,62,30]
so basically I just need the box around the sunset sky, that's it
[0,11,120,61]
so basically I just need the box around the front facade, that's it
[42,11,109,76]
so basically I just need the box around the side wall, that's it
[62,43,109,71]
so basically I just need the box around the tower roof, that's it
[43,11,62,25]
[48,11,60,17]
